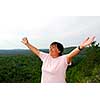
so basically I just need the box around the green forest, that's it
[0,41,100,83]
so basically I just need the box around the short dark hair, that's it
[50,42,64,56]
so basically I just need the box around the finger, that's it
[89,36,95,42]
[22,38,27,41]
[22,37,27,40]
[82,37,89,44]
[91,36,95,40]
[24,37,27,39]
[85,37,89,41]
[23,37,27,39]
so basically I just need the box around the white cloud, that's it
[0,3,100,50]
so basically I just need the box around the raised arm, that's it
[21,37,40,57]
[66,36,95,64]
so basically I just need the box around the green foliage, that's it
[0,41,100,83]
[0,54,42,83]
[66,42,100,83]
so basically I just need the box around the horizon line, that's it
[0,46,77,50]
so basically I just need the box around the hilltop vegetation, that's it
[0,41,100,83]
[0,54,42,82]
[66,41,100,83]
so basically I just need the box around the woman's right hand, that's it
[21,37,40,56]
[21,37,29,45]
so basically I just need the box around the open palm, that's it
[80,36,95,47]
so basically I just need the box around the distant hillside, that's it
[63,46,76,54]
[0,47,76,55]
[0,47,88,66]
[0,49,49,55]
[0,49,31,55]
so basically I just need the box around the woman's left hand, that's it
[80,36,95,49]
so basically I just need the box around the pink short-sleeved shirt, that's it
[39,52,70,83]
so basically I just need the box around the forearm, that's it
[66,36,95,64]
[25,43,40,56]
[67,45,85,64]
[68,47,83,58]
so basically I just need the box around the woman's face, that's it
[49,44,60,58]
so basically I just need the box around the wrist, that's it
[80,45,85,49]
[77,45,84,51]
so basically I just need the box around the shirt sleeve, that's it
[39,51,49,61]
[63,55,72,66]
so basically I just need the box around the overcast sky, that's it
[0,1,100,49]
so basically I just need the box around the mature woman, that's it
[21,36,95,83]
